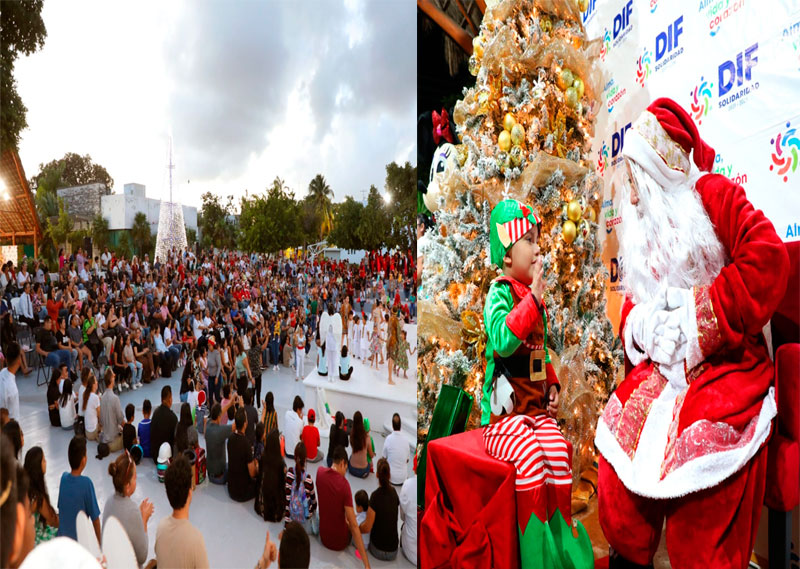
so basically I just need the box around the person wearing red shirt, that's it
[47,292,63,322]
[302,409,323,463]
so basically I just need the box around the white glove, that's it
[651,311,687,365]
[491,374,515,416]
[665,286,693,312]
[624,296,667,365]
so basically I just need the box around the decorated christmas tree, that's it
[418,0,624,489]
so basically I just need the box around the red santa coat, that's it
[596,174,789,498]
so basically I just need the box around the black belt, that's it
[495,351,546,381]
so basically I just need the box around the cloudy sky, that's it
[15,0,416,209]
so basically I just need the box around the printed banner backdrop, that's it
[580,0,800,328]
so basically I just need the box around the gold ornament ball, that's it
[472,36,484,59]
[565,86,579,108]
[510,123,525,146]
[503,113,516,132]
[567,199,582,222]
[496,152,510,172]
[588,207,597,222]
[498,130,512,152]
[562,220,577,244]
[573,77,585,99]
[540,16,552,33]
[510,145,523,166]
[579,0,589,11]
[468,55,480,76]
[557,68,574,91]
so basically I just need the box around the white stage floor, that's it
[303,324,417,452]
[11,348,416,568]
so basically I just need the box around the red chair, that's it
[765,240,799,568]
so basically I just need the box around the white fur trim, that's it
[596,385,777,499]
[623,129,689,190]
[685,289,704,370]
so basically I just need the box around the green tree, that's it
[117,232,132,259]
[46,200,73,253]
[31,152,114,191]
[198,192,236,250]
[384,161,416,250]
[300,195,322,246]
[357,185,391,251]
[130,212,152,256]
[327,196,364,251]
[239,177,303,253]
[91,214,110,252]
[185,226,197,247]
[0,0,47,152]
[307,174,335,239]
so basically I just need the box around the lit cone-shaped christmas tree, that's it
[419,0,624,499]
[154,138,188,264]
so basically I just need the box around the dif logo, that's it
[638,16,684,84]
[609,1,634,49]
[717,43,759,108]
[655,16,684,66]
[581,0,598,25]
[599,123,632,173]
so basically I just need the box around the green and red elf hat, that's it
[489,199,542,268]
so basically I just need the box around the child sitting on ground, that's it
[354,490,370,549]
[137,399,152,459]
[301,409,323,463]
[339,345,353,380]
[122,403,137,452]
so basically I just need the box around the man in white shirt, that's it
[382,414,410,486]
[0,342,22,420]
[399,469,418,566]
[284,396,305,459]
[101,248,111,268]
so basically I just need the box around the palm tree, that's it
[307,174,334,240]
[130,212,152,256]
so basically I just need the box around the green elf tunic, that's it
[481,275,559,426]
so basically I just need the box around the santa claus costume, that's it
[595,98,789,568]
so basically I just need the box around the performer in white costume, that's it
[319,305,343,383]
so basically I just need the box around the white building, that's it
[101,183,198,234]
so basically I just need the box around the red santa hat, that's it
[622,97,716,189]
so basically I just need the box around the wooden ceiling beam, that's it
[418,0,474,54]
[454,0,478,35]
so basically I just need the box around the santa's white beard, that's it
[619,160,727,305]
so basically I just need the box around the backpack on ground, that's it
[288,469,309,524]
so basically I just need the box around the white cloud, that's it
[14,0,415,211]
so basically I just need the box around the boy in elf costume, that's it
[482,199,592,568]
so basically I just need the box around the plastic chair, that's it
[764,240,799,569]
